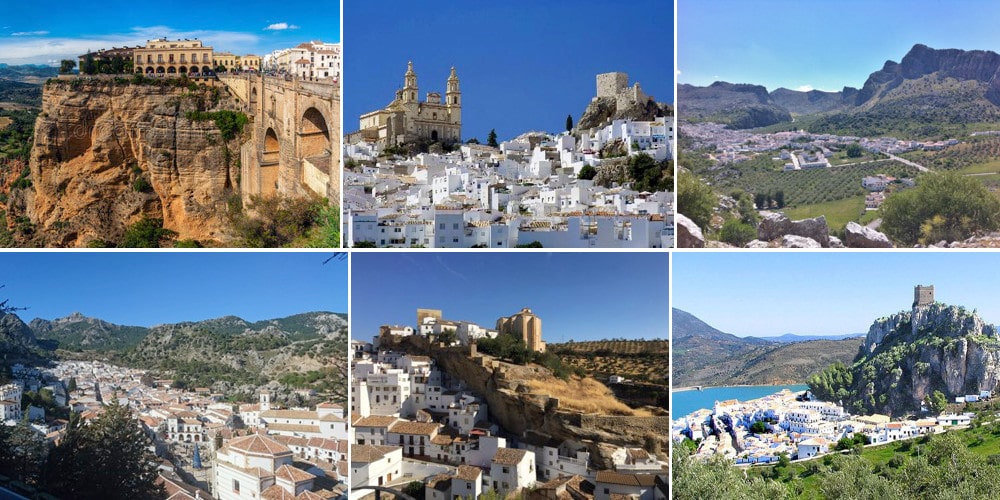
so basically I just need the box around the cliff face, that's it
[10,80,243,246]
[378,335,669,468]
[830,304,1000,416]
[857,44,1000,106]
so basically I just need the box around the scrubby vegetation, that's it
[880,171,1000,245]
[185,110,248,141]
[227,194,340,247]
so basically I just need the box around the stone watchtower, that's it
[913,285,934,309]
[596,72,629,98]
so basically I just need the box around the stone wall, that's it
[577,414,671,435]
[597,72,629,98]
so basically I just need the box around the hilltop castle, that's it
[594,71,654,110]
[913,285,934,309]
[357,62,462,146]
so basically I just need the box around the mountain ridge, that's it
[672,308,860,387]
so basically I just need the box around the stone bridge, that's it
[218,74,340,204]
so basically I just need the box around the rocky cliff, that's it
[378,334,669,468]
[8,79,244,246]
[810,303,1000,416]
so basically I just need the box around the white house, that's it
[351,445,403,489]
[488,448,535,497]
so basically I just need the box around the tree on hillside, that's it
[59,59,76,74]
[846,143,864,158]
[880,172,1000,246]
[929,390,948,414]
[487,129,498,148]
[578,165,597,181]
[774,190,785,209]
[677,169,715,230]
[465,137,480,144]
[566,114,573,132]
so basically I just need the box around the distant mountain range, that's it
[679,43,1000,135]
[2,311,348,389]
[750,333,866,343]
[672,308,861,387]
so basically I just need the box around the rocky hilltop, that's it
[30,312,147,351]
[810,302,1000,416]
[678,82,792,129]
[7,79,244,246]
[576,93,672,131]
[0,312,44,360]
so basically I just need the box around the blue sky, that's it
[674,252,1000,337]
[0,0,339,65]
[0,252,347,327]
[345,0,673,143]
[680,0,1000,92]
[352,252,669,343]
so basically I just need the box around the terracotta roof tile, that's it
[492,448,528,465]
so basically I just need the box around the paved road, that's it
[885,152,930,172]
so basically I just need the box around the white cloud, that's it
[0,26,261,65]
[264,22,299,31]
[796,85,814,92]
[11,31,49,36]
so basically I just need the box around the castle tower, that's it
[402,61,418,103]
[913,285,934,309]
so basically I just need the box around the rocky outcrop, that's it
[781,234,821,248]
[845,222,893,248]
[676,213,705,248]
[757,212,830,247]
[828,303,1000,416]
[377,334,666,467]
[576,96,671,132]
[9,79,243,247]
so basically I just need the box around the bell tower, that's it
[446,66,461,124]
[403,61,418,103]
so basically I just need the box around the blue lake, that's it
[672,384,809,417]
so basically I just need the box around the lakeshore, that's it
[672,384,809,418]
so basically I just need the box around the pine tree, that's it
[0,420,48,485]
[85,400,163,499]
[487,129,498,148]
[566,114,573,132]
[43,412,91,496]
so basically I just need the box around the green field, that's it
[711,156,918,207]
[780,196,867,232]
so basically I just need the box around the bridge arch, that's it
[299,107,331,159]
[260,128,281,196]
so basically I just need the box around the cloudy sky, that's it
[0,0,340,65]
